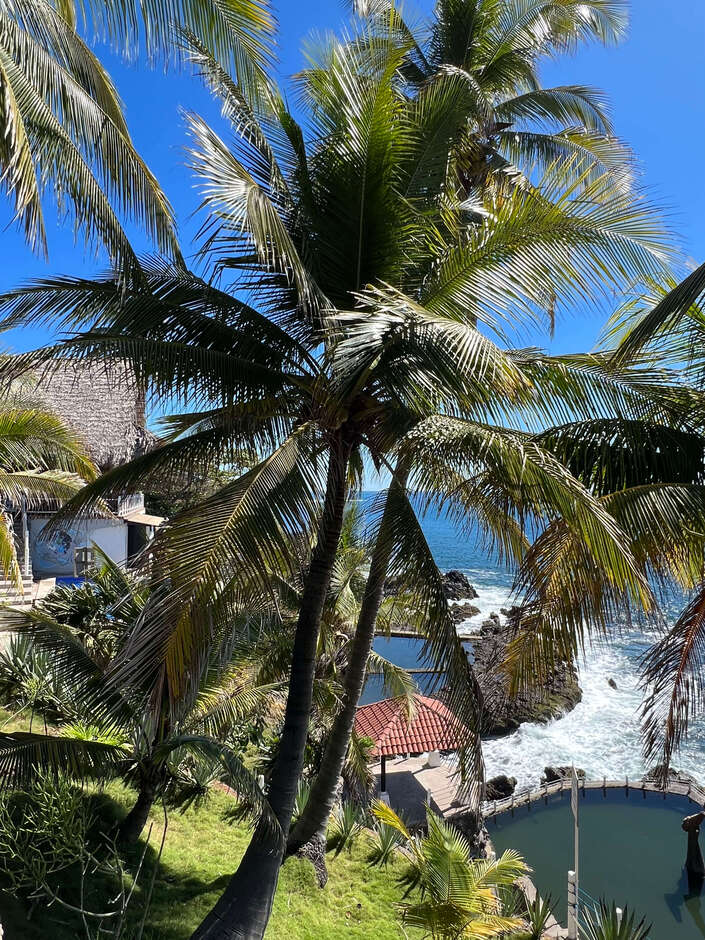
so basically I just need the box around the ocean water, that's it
[368,496,705,790]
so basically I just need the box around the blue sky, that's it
[1,0,703,362]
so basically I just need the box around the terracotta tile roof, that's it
[354,694,465,758]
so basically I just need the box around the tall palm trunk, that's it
[286,465,408,857]
[191,435,351,940]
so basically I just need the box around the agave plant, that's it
[372,799,527,939]
[510,892,557,939]
[368,817,404,867]
[580,901,651,940]
[328,801,364,856]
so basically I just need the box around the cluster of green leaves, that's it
[0,772,91,899]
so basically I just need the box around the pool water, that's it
[360,636,473,705]
[489,788,705,937]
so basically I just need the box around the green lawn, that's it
[0,780,414,939]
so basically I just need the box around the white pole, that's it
[567,870,578,940]
[21,495,29,578]
[571,767,580,918]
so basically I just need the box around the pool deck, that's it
[370,755,472,824]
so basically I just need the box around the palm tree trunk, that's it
[119,778,156,844]
[286,464,408,857]
[191,435,351,940]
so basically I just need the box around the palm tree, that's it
[0,551,276,843]
[372,799,527,939]
[0,401,96,586]
[1,0,274,272]
[0,13,676,937]
[358,0,633,199]
[583,270,705,779]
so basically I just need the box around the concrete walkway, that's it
[370,755,467,824]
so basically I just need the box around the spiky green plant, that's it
[372,799,527,939]
[328,801,364,856]
[368,818,404,867]
[580,901,651,940]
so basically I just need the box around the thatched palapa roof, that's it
[32,362,157,472]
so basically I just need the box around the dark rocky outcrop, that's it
[542,766,585,784]
[485,774,517,800]
[442,570,478,600]
[642,765,701,788]
[469,619,582,736]
[607,678,617,690]
[450,602,481,624]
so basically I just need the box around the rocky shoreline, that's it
[441,571,583,737]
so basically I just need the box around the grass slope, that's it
[1,781,413,939]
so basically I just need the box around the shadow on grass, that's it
[0,788,238,940]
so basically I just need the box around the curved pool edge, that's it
[480,775,705,819]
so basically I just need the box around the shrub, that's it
[580,901,651,940]
[368,820,404,866]
[328,801,364,855]
[0,774,91,899]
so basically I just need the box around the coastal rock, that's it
[480,613,502,633]
[384,569,478,601]
[485,775,517,800]
[450,602,481,624]
[468,617,582,737]
[642,765,701,788]
[541,766,586,784]
[442,570,478,601]
[607,678,617,690]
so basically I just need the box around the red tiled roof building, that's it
[354,694,465,791]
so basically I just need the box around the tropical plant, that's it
[0,7,678,937]
[372,799,527,938]
[327,800,364,855]
[0,552,276,843]
[579,901,650,940]
[0,403,96,586]
[0,0,274,271]
[0,772,92,899]
[357,0,633,201]
[510,892,556,939]
[368,817,405,866]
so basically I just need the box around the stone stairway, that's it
[0,575,34,608]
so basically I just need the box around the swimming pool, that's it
[489,787,705,937]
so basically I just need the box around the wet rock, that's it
[480,613,502,633]
[541,766,586,784]
[450,602,481,624]
[441,570,478,600]
[485,775,517,800]
[467,617,582,737]
[607,678,617,690]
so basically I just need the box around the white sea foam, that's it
[464,573,705,790]
[451,582,516,636]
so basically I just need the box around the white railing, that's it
[116,493,145,516]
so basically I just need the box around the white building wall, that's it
[29,515,129,577]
